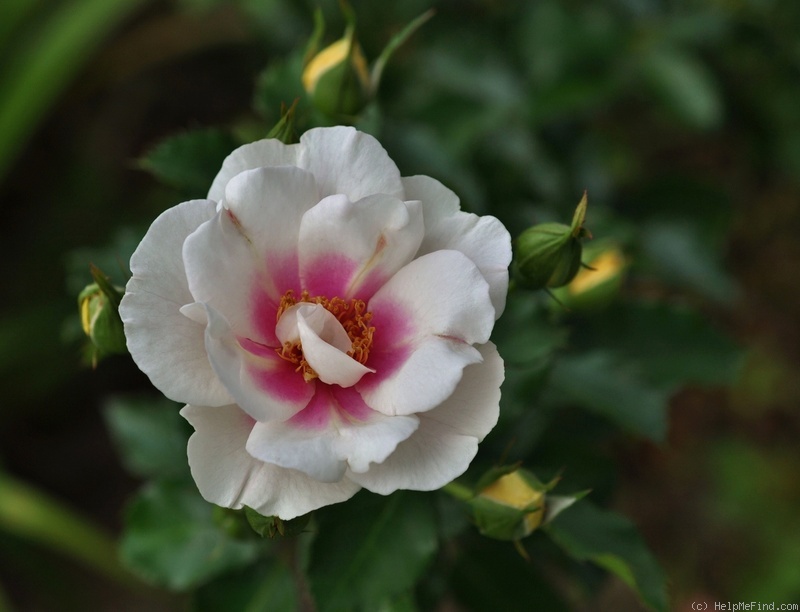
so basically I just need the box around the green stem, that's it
[0,471,136,588]
[442,481,473,502]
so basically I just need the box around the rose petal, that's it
[120,199,232,407]
[403,175,511,318]
[208,127,404,206]
[202,303,314,421]
[298,193,423,300]
[246,386,419,482]
[184,167,319,344]
[182,404,360,520]
[350,342,503,494]
[297,126,404,201]
[358,250,494,416]
[208,140,299,202]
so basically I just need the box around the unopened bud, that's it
[78,268,126,361]
[469,469,547,541]
[513,193,590,290]
[302,30,370,118]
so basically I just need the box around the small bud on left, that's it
[78,267,127,363]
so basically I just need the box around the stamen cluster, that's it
[275,289,375,380]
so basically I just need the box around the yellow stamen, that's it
[274,289,376,380]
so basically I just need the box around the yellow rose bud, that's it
[552,243,627,310]
[469,469,547,541]
[78,270,127,363]
[302,34,370,117]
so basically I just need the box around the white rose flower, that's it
[120,126,511,519]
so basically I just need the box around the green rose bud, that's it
[513,192,590,290]
[78,267,126,363]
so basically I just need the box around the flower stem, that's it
[0,470,136,588]
[442,481,473,501]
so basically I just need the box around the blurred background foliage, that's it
[1,0,799,609]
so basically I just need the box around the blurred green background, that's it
[1,0,800,609]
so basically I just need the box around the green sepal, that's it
[370,9,435,95]
[243,506,310,539]
[469,495,544,541]
[266,99,299,145]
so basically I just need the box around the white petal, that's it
[296,127,404,201]
[203,303,315,421]
[350,342,503,494]
[358,250,495,416]
[207,139,299,202]
[276,304,373,387]
[120,200,232,407]
[246,386,419,482]
[182,404,360,520]
[298,193,424,300]
[184,167,319,344]
[403,175,512,318]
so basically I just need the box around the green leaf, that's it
[120,481,260,590]
[640,48,723,129]
[640,218,738,304]
[103,396,192,481]
[307,491,437,611]
[0,0,148,181]
[548,351,669,441]
[139,128,238,195]
[192,558,297,612]
[545,502,668,612]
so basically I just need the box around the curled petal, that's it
[182,404,360,520]
[208,126,403,205]
[184,167,319,343]
[350,342,503,494]
[276,304,374,387]
[120,199,232,407]
[202,303,314,422]
[359,250,494,416]
[297,127,404,201]
[246,386,418,482]
[208,140,298,203]
[299,193,423,300]
[403,175,511,318]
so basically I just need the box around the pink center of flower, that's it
[274,289,375,381]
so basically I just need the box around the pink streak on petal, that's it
[250,252,300,346]
[288,385,375,430]
[350,267,389,302]
[331,386,373,421]
[288,385,334,430]
[302,254,357,298]
[239,337,313,403]
[357,300,414,390]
